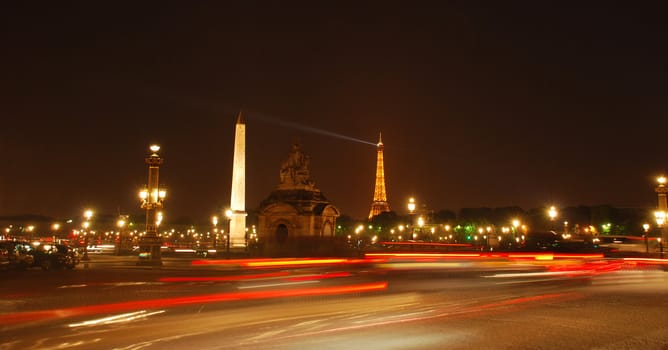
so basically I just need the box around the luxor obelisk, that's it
[229,112,247,248]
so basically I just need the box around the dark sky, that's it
[2,1,667,222]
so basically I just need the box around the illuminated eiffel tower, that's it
[368,132,391,220]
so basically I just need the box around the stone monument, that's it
[257,142,340,255]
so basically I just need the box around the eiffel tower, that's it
[368,132,391,220]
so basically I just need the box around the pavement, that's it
[76,253,209,270]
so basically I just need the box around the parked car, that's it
[30,243,79,270]
[0,240,35,269]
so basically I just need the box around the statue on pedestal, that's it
[279,142,314,188]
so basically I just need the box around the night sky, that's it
[2,2,667,222]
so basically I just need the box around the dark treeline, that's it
[343,205,657,237]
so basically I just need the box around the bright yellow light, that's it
[548,206,558,220]
[139,189,148,199]
[658,176,666,185]
[654,211,666,226]
[159,190,166,199]
[52,223,60,231]
[407,197,416,212]
[117,219,126,228]
[84,210,93,220]
[150,145,160,153]
[225,209,233,219]
[512,219,520,228]
[417,216,424,227]
[83,221,90,229]
[212,216,218,226]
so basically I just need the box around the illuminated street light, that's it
[407,197,416,241]
[212,215,219,250]
[548,206,558,220]
[655,211,665,227]
[416,216,424,240]
[655,211,665,257]
[642,223,650,254]
[51,223,60,244]
[117,216,127,256]
[655,176,667,258]
[26,225,35,242]
[548,206,558,231]
[511,219,520,243]
[82,209,93,261]
[407,197,416,213]
[138,144,166,266]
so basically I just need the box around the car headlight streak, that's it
[68,310,165,328]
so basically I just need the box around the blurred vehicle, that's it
[30,243,80,270]
[85,244,116,254]
[0,240,35,269]
[594,235,657,253]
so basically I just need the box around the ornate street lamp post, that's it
[416,216,424,240]
[51,223,60,244]
[212,215,219,252]
[82,209,93,261]
[138,145,166,266]
[655,211,665,258]
[642,223,650,254]
[407,197,416,241]
[548,206,558,231]
[655,176,667,258]
[117,216,127,256]
[511,219,521,247]
[26,225,34,242]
